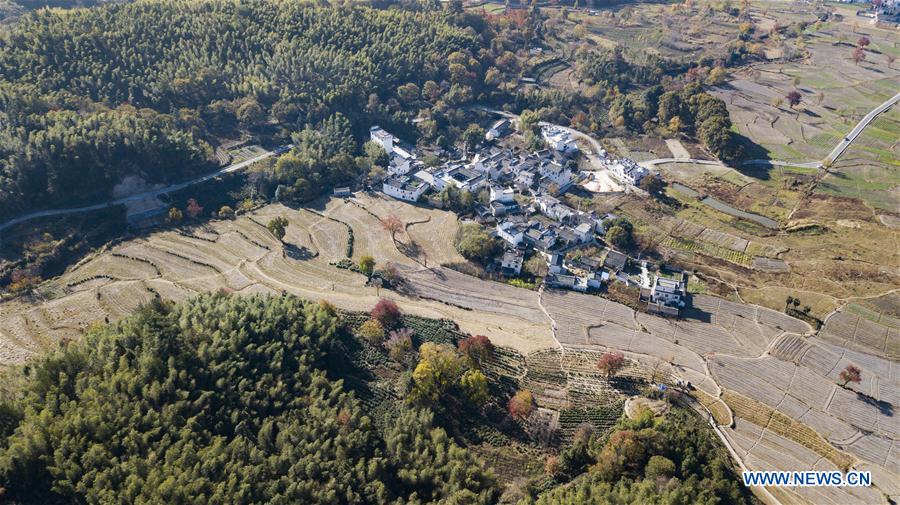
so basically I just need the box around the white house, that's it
[441,165,486,192]
[383,175,428,202]
[485,119,511,141]
[541,126,578,153]
[490,186,516,204]
[497,221,526,246]
[574,222,594,243]
[538,160,574,188]
[370,126,396,154]
[535,195,574,222]
[500,249,524,275]
[609,159,648,186]
[650,274,687,307]
[414,169,444,191]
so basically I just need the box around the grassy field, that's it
[714,10,900,167]
[817,107,899,211]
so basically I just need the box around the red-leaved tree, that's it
[382,214,403,240]
[371,298,401,328]
[459,335,495,364]
[839,364,861,387]
[508,389,535,420]
[185,198,203,219]
[597,351,626,378]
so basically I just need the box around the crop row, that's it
[723,390,855,471]
[661,236,753,266]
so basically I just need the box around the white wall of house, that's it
[383,181,427,202]
[497,223,524,246]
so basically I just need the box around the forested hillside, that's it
[0,0,487,218]
[0,291,759,504]
[0,294,498,504]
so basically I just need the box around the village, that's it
[369,120,688,317]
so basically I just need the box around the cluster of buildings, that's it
[373,124,581,204]
[371,122,685,313]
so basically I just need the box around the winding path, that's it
[0,145,289,233]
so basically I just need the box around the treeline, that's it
[577,47,683,91]
[610,82,742,161]
[523,408,756,504]
[0,0,489,217]
[0,1,480,116]
[0,294,499,504]
[0,102,214,215]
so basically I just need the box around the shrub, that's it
[455,223,500,263]
[508,389,535,420]
[371,298,401,328]
[359,255,376,277]
[267,216,288,241]
[545,455,561,477]
[645,455,676,481]
[357,319,385,345]
[385,328,414,363]
[218,205,235,218]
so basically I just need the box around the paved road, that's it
[0,146,288,233]
[640,158,726,167]
[824,91,900,164]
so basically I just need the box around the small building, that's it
[500,249,525,276]
[650,273,687,307]
[541,126,578,153]
[490,200,519,217]
[333,187,352,197]
[609,158,648,186]
[485,119,512,141]
[535,195,575,223]
[524,226,557,252]
[383,175,428,202]
[603,249,628,272]
[547,253,565,275]
[538,159,574,189]
[497,221,526,247]
[370,126,396,154]
[642,270,688,316]
[414,169,445,191]
[573,222,594,243]
[490,186,516,204]
[441,165,486,192]
[514,170,537,191]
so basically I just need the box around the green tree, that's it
[606,226,630,250]
[267,216,288,241]
[462,123,485,151]
[409,342,466,406]
[459,369,489,407]
[359,255,376,277]
[455,223,500,263]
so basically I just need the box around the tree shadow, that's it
[734,134,774,181]
[856,392,893,417]
[284,242,316,260]
[396,239,424,262]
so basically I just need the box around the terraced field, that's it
[1,192,897,504]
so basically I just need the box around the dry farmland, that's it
[1,190,897,503]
